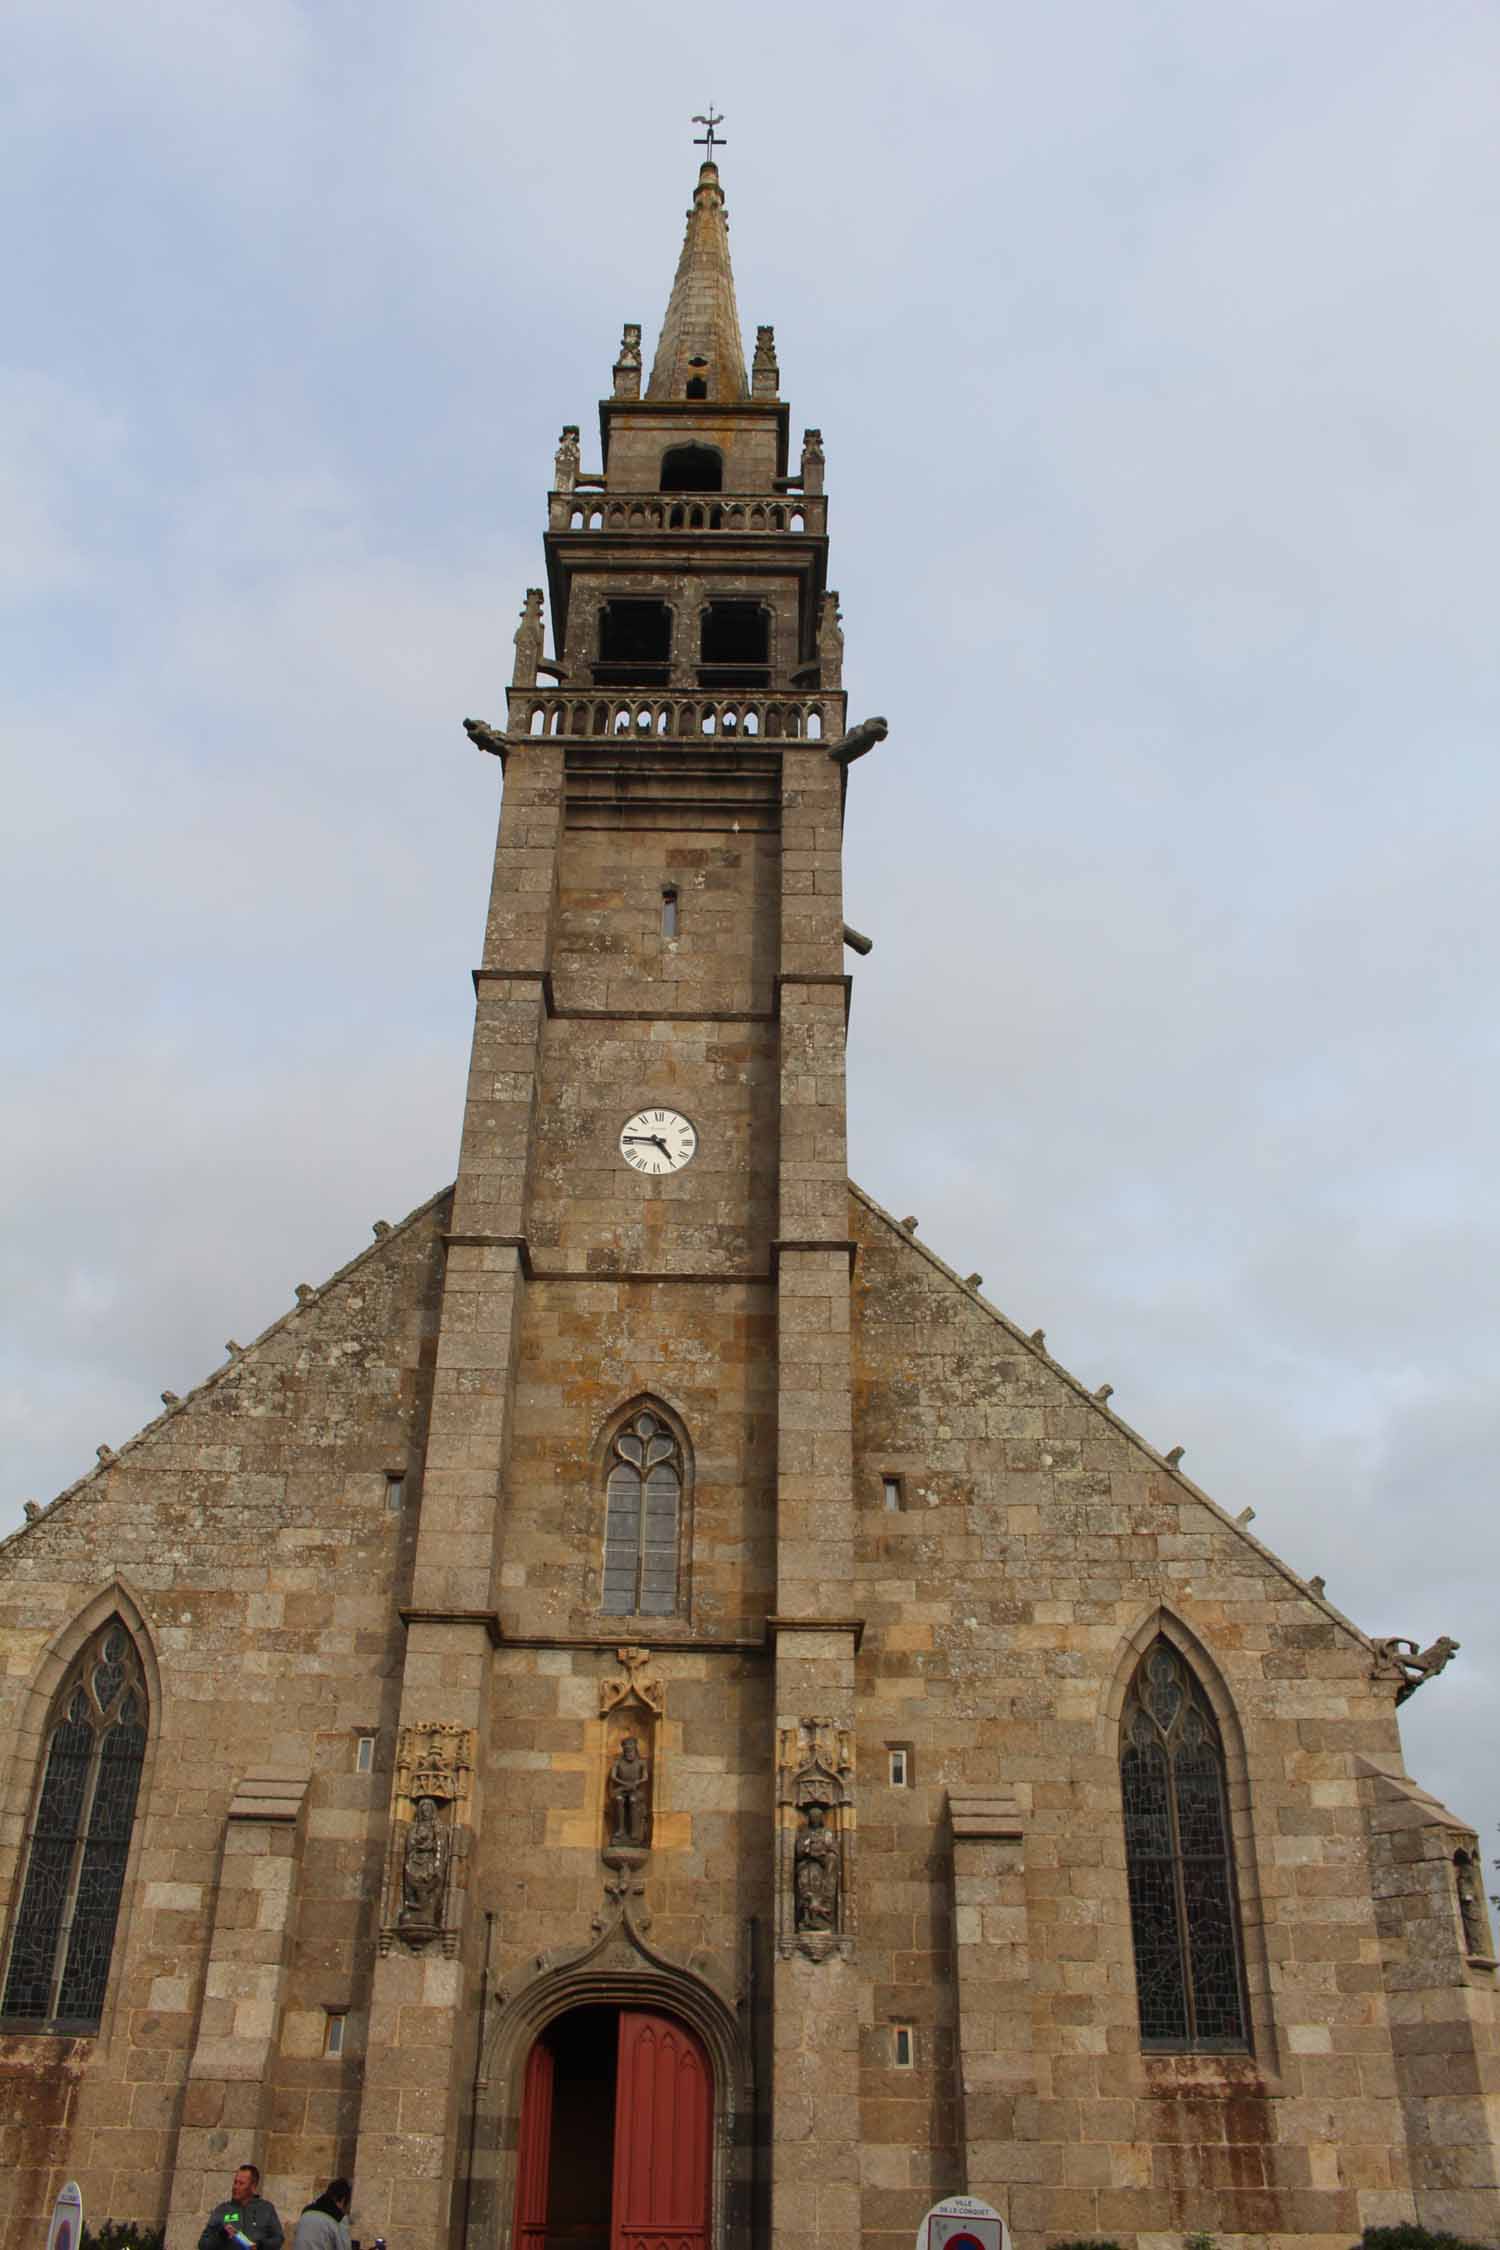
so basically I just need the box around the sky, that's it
[3,2,1497,1860]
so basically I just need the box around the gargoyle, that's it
[463,717,508,760]
[827,715,889,768]
[1370,1633,1461,1704]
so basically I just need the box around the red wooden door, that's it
[514,2033,555,2250]
[610,2009,712,2250]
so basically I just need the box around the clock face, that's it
[619,1108,697,1175]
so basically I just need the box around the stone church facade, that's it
[2,159,1497,2250]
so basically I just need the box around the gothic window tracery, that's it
[2,1618,148,2032]
[1120,1637,1248,2050]
[601,1406,685,1617]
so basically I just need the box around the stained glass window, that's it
[1121,1638,1248,2050]
[2,1619,147,2032]
[601,1407,684,1616]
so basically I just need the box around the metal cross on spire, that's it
[692,106,726,158]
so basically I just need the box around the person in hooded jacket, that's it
[292,2178,352,2250]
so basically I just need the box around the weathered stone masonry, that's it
[2,154,1497,2250]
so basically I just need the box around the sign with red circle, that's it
[918,2194,1010,2250]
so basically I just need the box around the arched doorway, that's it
[514,2003,713,2250]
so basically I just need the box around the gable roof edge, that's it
[848,1177,1375,1654]
[2,1182,456,1555]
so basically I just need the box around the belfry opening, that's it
[514,2005,713,2250]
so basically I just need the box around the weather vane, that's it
[693,106,726,158]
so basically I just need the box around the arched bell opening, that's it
[659,444,723,493]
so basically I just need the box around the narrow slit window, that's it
[602,1406,685,1617]
[882,1475,904,1512]
[892,2024,914,2069]
[355,1735,375,1774]
[888,1747,910,1788]
[662,888,679,939]
[385,1473,405,1511]
[325,2011,347,2056]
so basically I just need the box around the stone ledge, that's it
[765,1614,864,1651]
[400,1607,504,1647]
[948,1792,1025,1843]
[227,1769,311,1823]
[471,967,555,1013]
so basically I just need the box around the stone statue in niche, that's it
[800,428,825,495]
[777,1717,854,1960]
[399,1796,450,1927]
[380,1720,473,1955]
[1371,1633,1461,1703]
[608,1735,651,1849]
[1456,1856,1489,1957]
[819,591,844,690]
[793,1803,840,1931]
[512,589,544,688]
[554,425,581,493]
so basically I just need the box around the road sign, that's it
[918,2193,1010,2250]
[46,2182,84,2250]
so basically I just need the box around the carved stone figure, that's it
[618,322,642,368]
[399,1796,449,1926]
[464,716,507,759]
[607,1735,650,1849]
[1371,1634,1461,1704]
[1457,1856,1490,1958]
[793,1805,840,1931]
[818,591,844,690]
[554,425,581,493]
[513,588,545,688]
[828,714,889,768]
[752,324,779,397]
[800,427,825,495]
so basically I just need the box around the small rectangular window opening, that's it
[385,1473,405,1511]
[355,1735,375,1774]
[662,888,679,939]
[325,2011,347,2057]
[888,1747,910,1788]
[881,1475,904,1512]
[892,2024,914,2069]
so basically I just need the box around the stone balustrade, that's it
[506,687,841,741]
[549,491,827,536]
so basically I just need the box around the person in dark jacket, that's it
[200,2164,284,2250]
[292,2179,353,2250]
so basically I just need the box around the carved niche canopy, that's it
[600,1645,665,1720]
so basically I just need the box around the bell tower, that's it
[356,156,874,2250]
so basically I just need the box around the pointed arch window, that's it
[1121,1637,1248,2050]
[2,1618,148,2032]
[602,1407,684,1616]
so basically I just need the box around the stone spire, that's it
[646,161,749,403]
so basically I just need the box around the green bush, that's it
[1360,2229,1494,2250]
[1050,2240,1126,2250]
[82,2224,166,2250]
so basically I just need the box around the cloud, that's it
[4,0,1498,1860]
